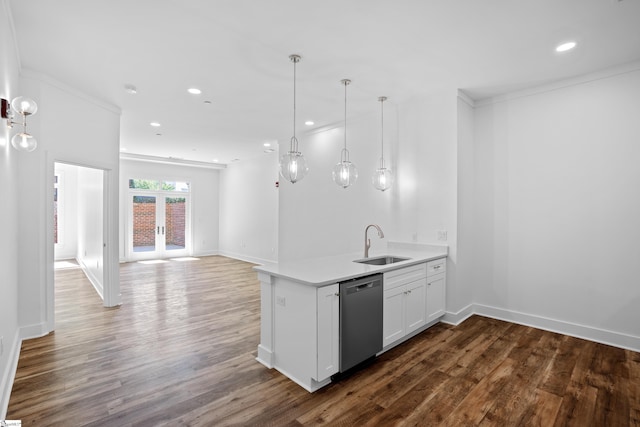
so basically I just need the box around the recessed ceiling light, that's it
[124,84,137,94]
[150,122,161,127]
[212,158,219,162]
[120,147,127,152]
[188,88,202,95]
[305,120,314,126]
[263,142,271,147]
[556,41,577,52]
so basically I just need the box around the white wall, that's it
[219,154,279,264]
[0,0,22,417]
[54,163,79,260]
[76,166,104,296]
[119,159,220,260]
[393,91,461,312]
[455,93,476,318]
[278,111,396,262]
[470,64,640,349]
[17,71,121,337]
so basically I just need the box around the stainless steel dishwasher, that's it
[339,273,383,373]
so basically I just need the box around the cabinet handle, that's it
[334,293,340,297]
[433,265,442,270]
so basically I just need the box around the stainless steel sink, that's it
[353,255,411,266]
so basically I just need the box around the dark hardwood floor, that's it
[8,256,640,426]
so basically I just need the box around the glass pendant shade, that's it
[279,149,308,184]
[333,79,357,188]
[372,166,393,191]
[332,159,358,188]
[11,96,38,116]
[279,54,308,184]
[372,96,392,191]
[11,132,38,152]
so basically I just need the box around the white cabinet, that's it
[268,279,339,392]
[426,259,446,323]
[405,279,427,334]
[316,283,339,381]
[382,264,427,347]
[382,284,406,345]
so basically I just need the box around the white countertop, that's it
[253,242,448,287]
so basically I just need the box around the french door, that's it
[129,192,190,260]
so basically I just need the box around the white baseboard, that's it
[0,331,21,420]
[217,250,276,266]
[446,303,640,352]
[19,323,49,341]
[78,259,104,300]
[442,304,474,326]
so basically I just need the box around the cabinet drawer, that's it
[427,258,446,277]
[384,263,427,290]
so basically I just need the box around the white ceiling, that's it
[8,0,640,165]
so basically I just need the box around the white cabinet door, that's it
[383,285,406,347]
[316,284,339,381]
[405,278,426,334]
[426,273,446,323]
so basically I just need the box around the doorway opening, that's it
[54,162,106,299]
[127,178,191,260]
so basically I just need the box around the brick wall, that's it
[133,201,156,247]
[165,200,186,247]
[133,199,186,248]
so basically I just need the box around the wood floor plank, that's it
[7,255,639,426]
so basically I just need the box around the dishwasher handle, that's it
[349,283,372,291]
[343,277,382,295]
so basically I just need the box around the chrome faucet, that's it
[364,224,384,258]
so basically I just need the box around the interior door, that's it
[130,193,189,260]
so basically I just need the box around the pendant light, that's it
[332,79,358,188]
[372,96,393,191]
[279,54,308,184]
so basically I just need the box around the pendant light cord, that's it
[378,96,388,169]
[341,79,351,162]
[290,55,301,153]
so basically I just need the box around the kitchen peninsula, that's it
[254,242,448,392]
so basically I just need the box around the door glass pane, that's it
[165,197,186,251]
[133,195,156,252]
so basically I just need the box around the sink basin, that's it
[353,255,411,266]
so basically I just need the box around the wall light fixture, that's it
[2,96,39,152]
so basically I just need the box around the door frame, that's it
[127,190,191,261]
[46,157,120,334]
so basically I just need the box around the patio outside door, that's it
[129,193,190,260]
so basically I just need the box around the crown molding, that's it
[475,60,640,108]
[120,152,227,169]
[457,90,475,108]
[20,68,121,115]
[2,0,21,71]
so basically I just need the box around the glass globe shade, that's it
[332,161,358,188]
[372,167,393,191]
[11,96,38,116]
[11,132,38,152]
[279,152,309,184]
